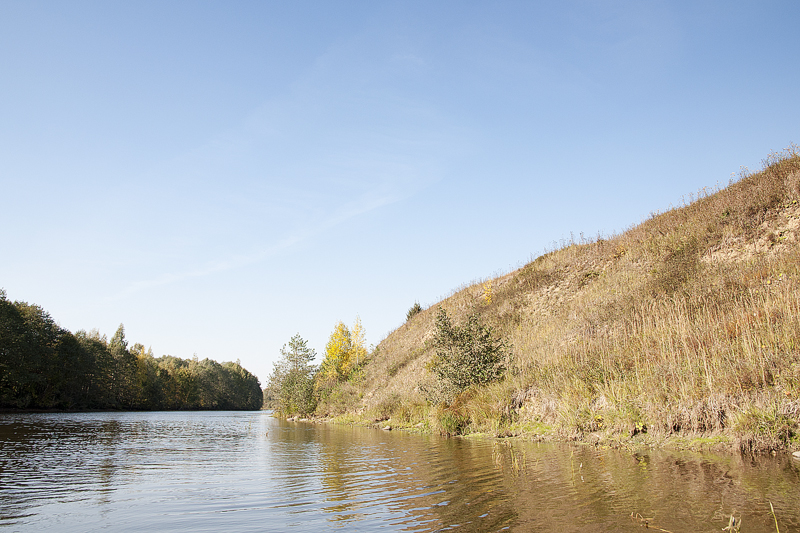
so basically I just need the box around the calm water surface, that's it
[1,411,799,532]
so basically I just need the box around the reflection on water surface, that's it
[1,411,798,532]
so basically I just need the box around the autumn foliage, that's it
[321,317,367,381]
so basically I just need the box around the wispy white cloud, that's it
[112,190,398,299]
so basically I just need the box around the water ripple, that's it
[2,412,800,532]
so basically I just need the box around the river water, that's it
[1,411,798,532]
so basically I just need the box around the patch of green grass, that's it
[330,412,366,425]
[507,420,553,437]
[732,404,797,452]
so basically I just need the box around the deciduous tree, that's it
[321,321,352,380]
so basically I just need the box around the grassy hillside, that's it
[328,146,800,453]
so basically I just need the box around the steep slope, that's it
[348,147,800,452]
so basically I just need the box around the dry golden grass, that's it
[352,146,800,452]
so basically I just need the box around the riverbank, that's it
[296,148,800,456]
[287,411,800,459]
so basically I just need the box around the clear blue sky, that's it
[2,1,798,384]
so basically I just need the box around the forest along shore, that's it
[0,297,262,411]
[266,146,800,455]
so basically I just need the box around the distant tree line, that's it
[0,289,262,411]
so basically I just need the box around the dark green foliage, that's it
[0,289,262,411]
[406,302,423,321]
[266,334,317,416]
[191,358,263,410]
[0,292,92,409]
[425,307,511,403]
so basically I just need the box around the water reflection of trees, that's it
[313,424,520,530]
[317,426,362,521]
[265,419,326,515]
[0,414,125,525]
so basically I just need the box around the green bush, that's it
[425,307,511,403]
[406,301,423,321]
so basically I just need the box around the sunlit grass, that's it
[349,146,800,451]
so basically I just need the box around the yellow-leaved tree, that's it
[350,316,367,368]
[321,317,367,381]
[322,321,352,380]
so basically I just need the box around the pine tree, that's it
[267,334,317,416]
